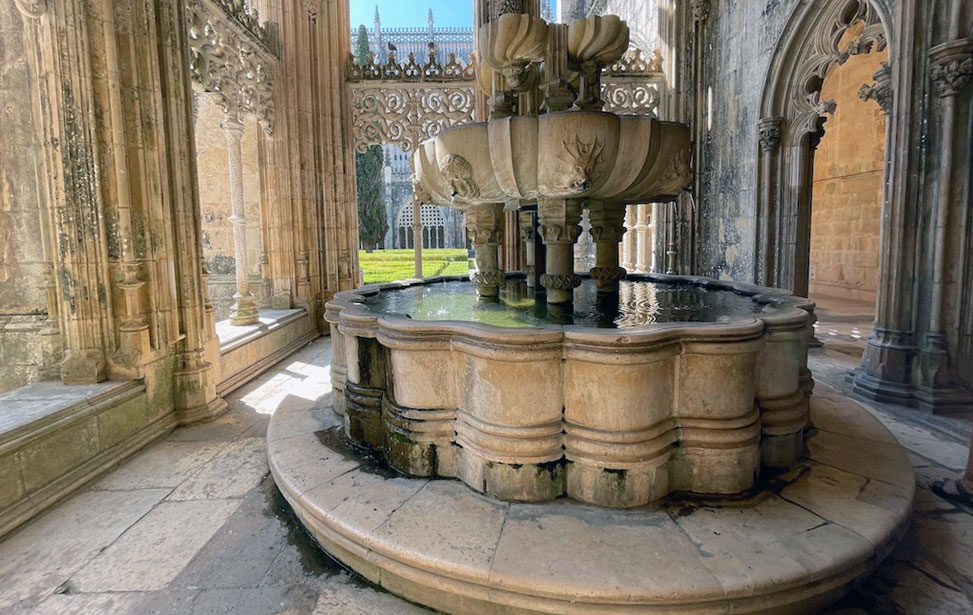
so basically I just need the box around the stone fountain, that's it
[268,4,914,614]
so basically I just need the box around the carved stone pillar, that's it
[518,209,540,289]
[466,203,505,298]
[538,198,582,304]
[757,117,783,285]
[621,205,636,271]
[222,116,259,326]
[651,202,664,273]
[634,204,650,273]
[588,201,627,293]
[916,34,973,409]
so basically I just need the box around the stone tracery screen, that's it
[346,48,665,154]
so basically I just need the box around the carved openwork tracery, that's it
[185,0,277,133]
[347,46,664,153]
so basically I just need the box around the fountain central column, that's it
[538,198,583,304]
[466,203,506,298]
[587,201,627,293]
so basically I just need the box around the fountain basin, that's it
[413,112,692,206]
[325,274,814,508]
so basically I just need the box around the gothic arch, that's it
[755,0,892,295]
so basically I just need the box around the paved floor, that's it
[1,336,971,615]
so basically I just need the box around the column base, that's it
[230,294,260,326]
[850,368,916,406]
[175,396,230,427]
[540,273,581,304]
[470,270,505,298]
[853,327,915,404]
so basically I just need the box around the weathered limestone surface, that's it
[269,368,914,615]
[695,0,802,283]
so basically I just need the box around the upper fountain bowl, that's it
[414,111,692,208]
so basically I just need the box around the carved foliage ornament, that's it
[929,40,973,98]
[858,62,892,114]
[758,117,783,151]
[185,0,276,133]
[351,86,475,154]
[691,0,711,23]
[558,136,605,193]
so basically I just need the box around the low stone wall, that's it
[216,309,320,397]
[0,381,175,537]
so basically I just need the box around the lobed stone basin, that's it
[325,273,815,508]
[414,111,692,207]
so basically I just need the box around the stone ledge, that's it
[268,385,914,615]
[0,380,175,538]
[216,309,320,397]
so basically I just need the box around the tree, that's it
[354,24,370,67]
[356,145,387,252]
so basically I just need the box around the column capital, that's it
[758,117,783,152]
[691,0,711,23]
[929,39,973,98]
[858,62,893,115]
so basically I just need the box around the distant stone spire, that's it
[428,8,434,28]
[373,5,385,61]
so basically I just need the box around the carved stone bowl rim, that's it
[325,273,814,341]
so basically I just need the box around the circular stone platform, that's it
[268,383,914,615]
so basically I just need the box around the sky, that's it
[349,1,556,30]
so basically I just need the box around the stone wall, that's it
[0,3,59,392]
[194,93,264,321]
[696,0,803,283]
[809,40,887,303]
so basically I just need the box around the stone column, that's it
[758,117,783,284]
[466,203,505,298]
[222,115,259,326]
[651,202,664,273]
[412,197,423,278]
[518,209,540,289]
[918,25,973,406]
[621,205,636,271]
[634,204,650,273]
[538,198,583,305]
[588,201,627,293]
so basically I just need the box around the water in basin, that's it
[362,278,779,329]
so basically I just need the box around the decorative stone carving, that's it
[589,266,626,282]
[350,86,475,154]
[859,62,893,114]
[929,40,973,98]
[539,273,583,290]
[439,154,480,200]
[758,117,783,151]
[469,270,506,286]
[185,0,276,133]
[691,0,711,23]
[557,136,605,193]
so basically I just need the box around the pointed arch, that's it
[755,0,892,295]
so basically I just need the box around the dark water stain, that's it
[313,425,402,479]
[261,472,440,612]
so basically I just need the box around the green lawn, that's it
[359,249,471,284]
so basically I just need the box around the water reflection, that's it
[364,278,775,329]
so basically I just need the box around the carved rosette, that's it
[758,117,783,152]
[540,273,582,290]
[929,40,973,99]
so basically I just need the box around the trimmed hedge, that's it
[359,249,472,284]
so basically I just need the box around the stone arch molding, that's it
[755,0,892,294]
